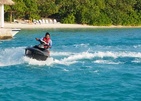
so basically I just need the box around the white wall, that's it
[0,4,4,28]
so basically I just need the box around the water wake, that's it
[1,47,141,67]
[51,51,141,65]
[23,56,54,66]
[0,47,25,67]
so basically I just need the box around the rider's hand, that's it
[35,38,39,41]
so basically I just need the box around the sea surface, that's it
[0,28,141,101]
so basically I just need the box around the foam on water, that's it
[23,56,54,66]
[51,51,72,56]
[0,47,25,67]
[133,45,141,48]
[1,47,141,67]
[73,43,90,48]
[26,51,141,66]
[93,60,123,65]
[132,58,141,63]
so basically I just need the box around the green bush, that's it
[61,14,75,24]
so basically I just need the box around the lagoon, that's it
[0,28,141,101]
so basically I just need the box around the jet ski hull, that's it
[25,47,49,61]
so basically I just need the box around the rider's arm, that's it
[48,40,52,48]
[36,38,47,44]
[35,38,42,44]
[35,38,39,41]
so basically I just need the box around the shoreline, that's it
[3,22,141,29]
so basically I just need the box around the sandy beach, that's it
[3,22,141,29]
[4,23,93,29]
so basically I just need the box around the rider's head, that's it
[45,32,50,38]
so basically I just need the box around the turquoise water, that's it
[0,28,141,101]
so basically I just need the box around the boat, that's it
[25,40,49,61]
[11,29,21,36]
[0,28,21,40]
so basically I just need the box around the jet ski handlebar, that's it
[35,38,48,45]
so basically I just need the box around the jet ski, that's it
[25,39,49,61]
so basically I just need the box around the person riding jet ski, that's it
[35,32,52,54]
[25,32,52,60]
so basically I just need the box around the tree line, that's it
[4,0,141,26]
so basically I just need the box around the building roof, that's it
[0,0,14,5]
